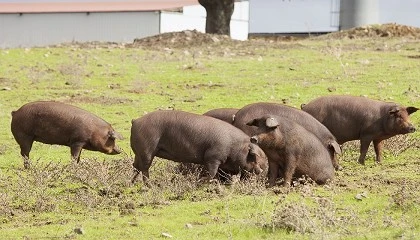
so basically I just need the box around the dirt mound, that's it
[128,29,239,49]
[320,23,420,40]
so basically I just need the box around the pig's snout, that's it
[404,123,416,134]
[250,136,259,144]
[253,166,263,175]
[408,125,416,133]
[110,145,122,155]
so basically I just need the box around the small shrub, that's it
[269,200,318,234]
[390,180,419,210]
[12,159,67,212]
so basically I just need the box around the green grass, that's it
[0,36,419,239]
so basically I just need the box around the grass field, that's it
[0,30,419,239]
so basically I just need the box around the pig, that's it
[130,110,268,183]
[301,95,418,165]
[233,102,342,170]
[203,108,238,124]
[247,115,335,187]
[11,101,123,168]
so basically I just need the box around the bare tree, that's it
[198,0,235,36]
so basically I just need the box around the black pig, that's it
[233,102,342,170]
[301,95,418,164]
[248,115,335,187]
[130,110,268,183]
[11,101,123,168]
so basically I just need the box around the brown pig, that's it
[203,108,238,124]
[233,102,342,170]
[301,95,418,164]
[248,115,335,187]
[130,110,268,183]
[11,101,123,168]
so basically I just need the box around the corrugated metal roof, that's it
[0,0,199,13]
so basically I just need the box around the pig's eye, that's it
[108,131,117,140]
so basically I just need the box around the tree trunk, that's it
[198,0,234,36]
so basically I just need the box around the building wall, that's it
[249,0,420,34]
[379,0,420,27]
[0,1,249,48]
[249,0,340,34]
[0,11,160,48]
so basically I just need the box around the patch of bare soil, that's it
[64,94,132,105]
[128,29,237,50]
[53,24,419,52]
[53,41,126,49]
[318,23,420,40]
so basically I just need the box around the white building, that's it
[1,0,418,48]
[0,0,249,49]
[248,0,420,36]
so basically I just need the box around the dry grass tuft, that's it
[382,135,418,156]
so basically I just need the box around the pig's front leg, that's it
[373,139,383,164]
[358,138,372,165]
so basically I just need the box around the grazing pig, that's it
[233,102,342,170]
[248,115,335,186]
[11,101,123,168]
[203,108,238,124]
[301,95,418,164]
[130,110,268,183]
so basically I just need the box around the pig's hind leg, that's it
[132,151,154,184]
[70,143,84,163]
[201,150,223,183]
[13,132,34,169]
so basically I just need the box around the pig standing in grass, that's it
[233,102,342,170]
[130,110,268,183]
[203,108,238,124]
[247,115,335,187]
[301,95,418,165]
[11,101,123,168]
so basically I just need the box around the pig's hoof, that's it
[23,161,31,169]
[209,179,220,184]
[198,177,211,183]
[334,165,343,171]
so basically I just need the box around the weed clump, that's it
[267,194,340,235]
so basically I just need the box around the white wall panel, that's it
[0,11,160,48]
[249,0,339,34]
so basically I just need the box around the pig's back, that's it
[133,110,249,147]
[203,108,238,124]
[302,96,388,143]
[131,110,250,163]
[234,102,335,140]
[12,101,108,144]
[13,101,106,123]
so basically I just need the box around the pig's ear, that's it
[265,117,279,128]
[330,141,342,155]
[248,144,259,157]
[389,107,400,115]
[109,131,124,140]
[407,107,419,115]
[246,119,257,126]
